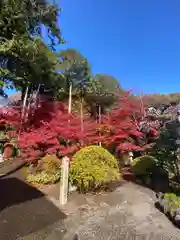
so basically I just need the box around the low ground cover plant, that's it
[25,155,61,185]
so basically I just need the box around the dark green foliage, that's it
[132,155,169,190]
[132,155,157,176]
[85,74,120,116]
[151,129,180,179]
[56,49,92,101]
[0,0,63,44]
[0,0,64,95]
[86,74,120,106]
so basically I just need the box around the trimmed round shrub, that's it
[132,155,157,176]
[26,155,61,185]
[69,145,119,192]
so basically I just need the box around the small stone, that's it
[175,208,180,215]
[156,192,164,200]
[174,214,180,221]
[162,199,170,214]
[174,213,180,227]
[69,183,77,192]
[73,233,80,240]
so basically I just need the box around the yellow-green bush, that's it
[27,171,61,185]
[69,145,119,192]
[132,155,157,176]
[37,155,61,174]
[26,155,61,185]
[164,193,180,216]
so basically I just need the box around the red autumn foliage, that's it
[0,106,21,128]
[139,117,162,147]
[0,101,98,162]
[95,93,144,153]
[0,92,150,162]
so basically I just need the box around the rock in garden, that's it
[156,193,170,214]
[156,192,164,200]
[175,208,180,216]
[174,213,180,228]
[160,199,170,214]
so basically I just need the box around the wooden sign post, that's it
[60,156,70,205]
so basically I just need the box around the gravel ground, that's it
[24,183,180,240]
[58,183,180,240]
[1,170,180,240]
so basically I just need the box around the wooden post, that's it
[60,156,70,205]
[98,105,102,147]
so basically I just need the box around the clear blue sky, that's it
[6,0,180,95]
[56,0,180,94]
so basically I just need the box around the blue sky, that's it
[6,0,180,95]
[56,0,180,94]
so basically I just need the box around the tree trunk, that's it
[35,84,41,107]
[98,105,102,146]
[21,86,26,103]
[98,105,101,124]
[25,88,33,121]
[89,103,97,119]
[68,82,72,114]
[80,96,84,132]
[21,84,29,121]
[174,158,180,182]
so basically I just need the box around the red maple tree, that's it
[0,100,97,162]
[0,92,149,162]
[97,93,144,153]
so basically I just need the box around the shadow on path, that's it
[0,175,66,240]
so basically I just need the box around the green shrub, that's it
[26,155,61,185]
[27,170,61,185]
[69,145,119,192]
[164,193,180,216]
[132,155,157,176]
[37,155,61,174]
